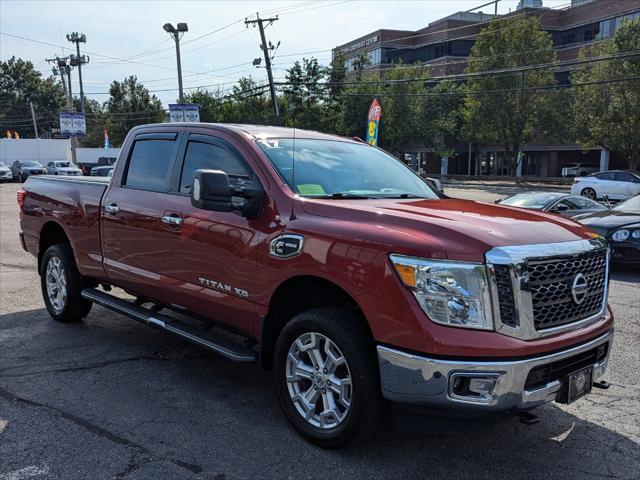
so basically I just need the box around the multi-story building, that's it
[333,0,640,177]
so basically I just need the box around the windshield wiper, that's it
[379,193,427,199]
[313,192,372,199]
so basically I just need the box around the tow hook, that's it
[519,411,540,425]
[592,380,610,390]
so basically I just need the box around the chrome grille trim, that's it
[485,237,610,341]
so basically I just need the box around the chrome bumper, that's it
[377,330,612,411]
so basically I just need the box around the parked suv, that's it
[19,124,614,447]
[46,160,83,176]
[562,163,599,177]
[11,160,47,182]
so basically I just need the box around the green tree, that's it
[105,75,164,146]
[351,52,372,81]
[572,18,640,170]
[284,58,327,129]
[0,57,66,138]
[461,16,557,175]
[377,62,429,156]
[79,98,108,147]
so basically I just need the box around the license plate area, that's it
[558,366,593,404]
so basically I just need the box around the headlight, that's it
[632,230,640,239]
[612,229,630,242]
[390,255,493,330]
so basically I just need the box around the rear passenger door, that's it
[156,132,262,335]
[101,131,181,299]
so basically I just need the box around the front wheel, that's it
[40,244,92,322]
[274,308,383,448]
[581,187,597,200]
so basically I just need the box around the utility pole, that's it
[163,22,188,103]
[47,57,72,111]
[245,13,280,118]
[66,32,89,112]
[29,101,39,138]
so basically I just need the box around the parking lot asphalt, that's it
[1,182,638,480]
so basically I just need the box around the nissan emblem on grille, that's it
[571,273,589,305]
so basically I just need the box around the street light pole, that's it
[163,22,188,103]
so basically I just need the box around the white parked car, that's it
[561,162,599,177]
[571,170,640,201]
[0,161,13,182]
[46,160,83,176]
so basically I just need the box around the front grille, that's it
[528,250,607,330]
[524,342,609,390]
[494,266,517,327]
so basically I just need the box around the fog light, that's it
[449,373,501,403]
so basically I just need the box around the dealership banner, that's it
[366,98,381,146]
[59,112,86,136]
[169,104,200,123]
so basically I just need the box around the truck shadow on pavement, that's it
[1,307,638,479]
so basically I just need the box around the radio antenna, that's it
[289,119,297,221]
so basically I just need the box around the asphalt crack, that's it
[0,387,204,478]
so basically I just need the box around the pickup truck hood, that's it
[301,198,591,261]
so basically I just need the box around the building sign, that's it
[340,35,379,54]
[59,112,86,136]
[169,103,200,123]
[366,98,381,146]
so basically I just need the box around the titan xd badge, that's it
[270,234,304,258]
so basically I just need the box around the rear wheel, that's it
[40,244,92,322]
[274,308,383,448]
[581,187,597,200]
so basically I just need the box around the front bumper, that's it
[378,329,612,413]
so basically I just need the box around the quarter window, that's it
[179,141,249,193]
[124,139,176,191]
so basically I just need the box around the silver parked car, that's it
[571,170,640,201]
[0,161,13,182]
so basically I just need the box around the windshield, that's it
[23,161,42,167]
[500,193,560,209]
[256,138,438,199]
[55,161,71,168]
[614,195,640,213]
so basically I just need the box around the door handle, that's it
[105,203,119,215]
[162,214,183,226]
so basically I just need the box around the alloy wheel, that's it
[45,256,67,313]
[285,332,352,429]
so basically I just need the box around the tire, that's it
[581,187,597,200]
[40,243,92,322]
[273,307,384,448]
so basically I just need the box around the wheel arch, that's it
[259,275,372,370]
[38,221,71,273]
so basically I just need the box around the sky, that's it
[0,0,569,106]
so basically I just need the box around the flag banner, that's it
[366,98,381,146]
[72,113,86,136]
[104,129,111,149]
[169,104,200,123]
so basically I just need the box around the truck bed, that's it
[21,175,110,281]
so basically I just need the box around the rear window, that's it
[124,139,175,191]
[500,193,560,209]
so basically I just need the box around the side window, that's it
[179,141,249,194]
[595,172,613,181]
[556,199,579,210]
[614,172,633,183]
[124,139,176,191]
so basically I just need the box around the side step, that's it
[81,288,256,362]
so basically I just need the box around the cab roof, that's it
[132,122,360,143]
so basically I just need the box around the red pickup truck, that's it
[18,123,613,447]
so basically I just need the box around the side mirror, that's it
[191,169,263,218]
[552,204,569,212]
[191,169,233,212]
